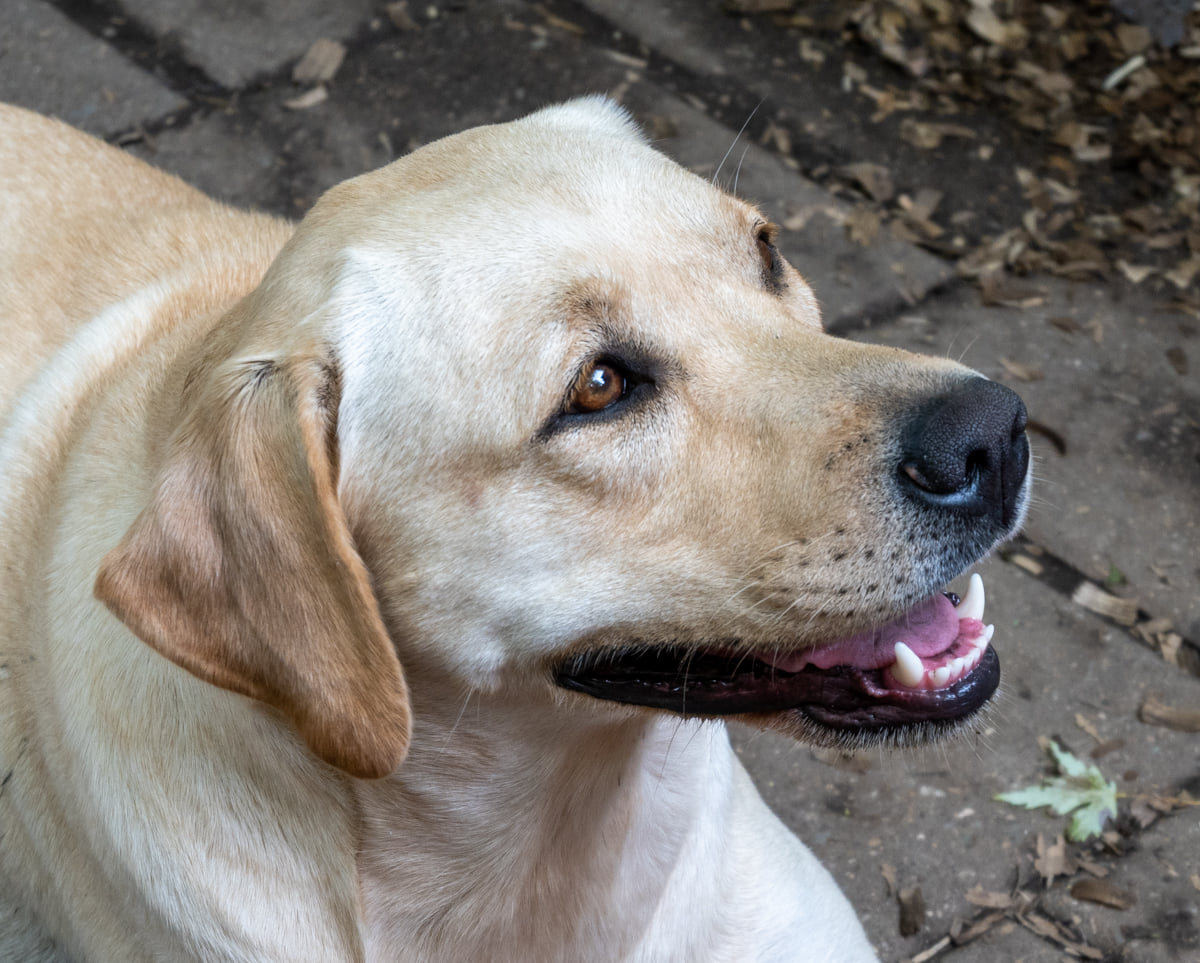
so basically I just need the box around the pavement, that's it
[3,1,1198,960]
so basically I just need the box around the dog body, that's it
[0,100,1026,962]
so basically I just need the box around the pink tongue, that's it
[764,594,959,672]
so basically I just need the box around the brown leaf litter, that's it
[761,1,1200,299]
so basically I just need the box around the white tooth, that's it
[984,623,995,643]
[891,642,925,688]
[957,573,985,622]
[932,666,952,688]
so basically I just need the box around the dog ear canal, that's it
[94,350,411,779]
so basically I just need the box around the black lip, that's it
[555,645,1000,732]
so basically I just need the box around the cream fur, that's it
[0,97,1007,961]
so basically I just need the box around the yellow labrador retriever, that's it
[0,98,1028,962]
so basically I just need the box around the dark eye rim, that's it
[564,360,626,415]
[540,353,658,436]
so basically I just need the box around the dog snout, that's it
[898,378,1029,528]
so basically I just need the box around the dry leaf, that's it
[965,886,1013,910]
[1166,257,1200,289]
[1116,23,1153,55]
[292,39,346,85]
[898,885,926,937]
[900,119,976,149]
[1074,713,1102,742]
[1071,581,1139,625]
[1034,833,1074,884]
[1118,260,1157,284]
[907,936,951,963]
[846,206,882,246]
[1010,553,1045,575]
[979,272,1046,308]
[952,910,1006,944]
[1070,877,1136,910]
[840,162,895,202]
[385,1,421,31]
[965,7,1026,48]
[283,86,329,111]
[1138,695,1200,732]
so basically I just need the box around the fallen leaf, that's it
[1070,877,1136,910]
[292,38,346,85]
[1074,713,1102,742]
[966,7,1026,48]
[283,86,329,110]
[951,910,1006,944]
[965,886,1013,910]
[1033,833,1074,884]
[840,162,895,202]
[1166,257,1200,289]
[899,119,977,149]
[385,1,421,31]
[1010,553,1045,575]
[995,742,1118,842]
[979,272,1046,308]
[846,206,882,246]
[1071,581,1140,626]
[1138,695,1200,732]
[898,885,926,937]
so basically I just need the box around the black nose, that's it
[898,378,1029,527]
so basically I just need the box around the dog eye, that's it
[567,362,626,414]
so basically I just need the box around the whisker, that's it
[732,144,751,197]
[712,97,766,187]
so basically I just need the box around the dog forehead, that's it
[312,106,749,257]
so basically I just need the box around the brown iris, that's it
[567,362,625,414]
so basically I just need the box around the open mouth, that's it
[555,574,998,735]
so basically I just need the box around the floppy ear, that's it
[95,349,410,779]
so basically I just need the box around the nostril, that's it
[897,378,1029,523]
[965,449,989,484]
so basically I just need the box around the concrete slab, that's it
[734,559,1200,962]
[0,0,183,136]
[117,0,377,89]
[123,0,949,330]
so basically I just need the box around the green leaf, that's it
[995,742,1118,842]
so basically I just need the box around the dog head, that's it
[96,99,1029,778]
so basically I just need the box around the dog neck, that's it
[352,685,738,961]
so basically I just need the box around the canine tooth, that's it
[984,623,995,643]
[891,642,925,688]
[957,573,985,622]
[931,666,952,688]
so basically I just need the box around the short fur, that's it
[1,99,1015,962]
